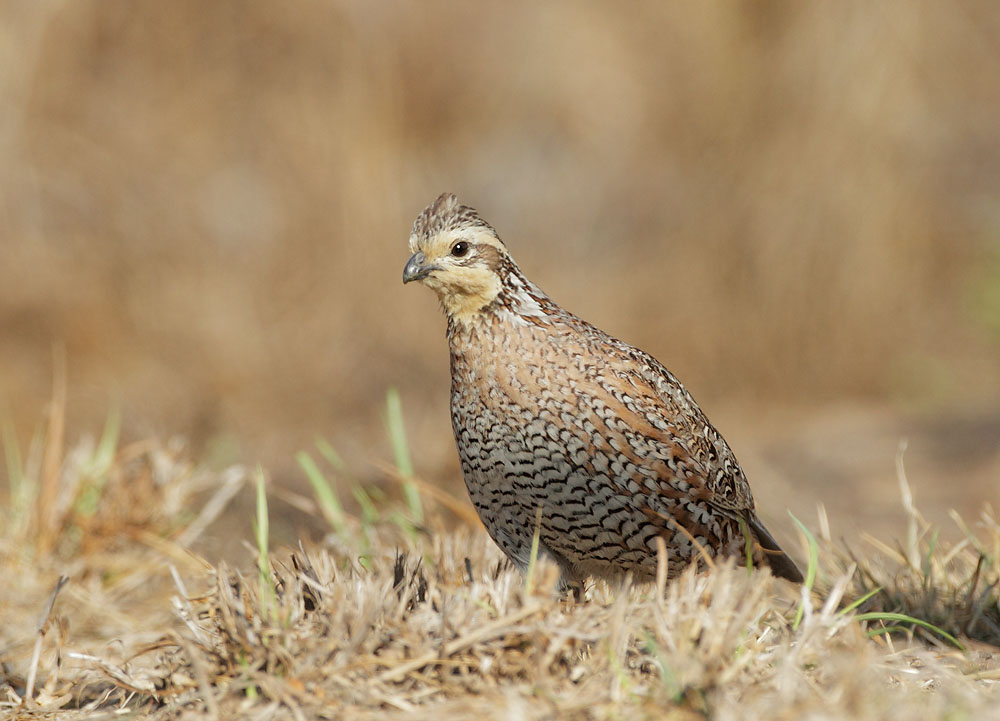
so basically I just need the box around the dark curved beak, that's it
[402,251,438,284]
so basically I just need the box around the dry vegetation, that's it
[1,400,998,720]
[2,3,1000,719]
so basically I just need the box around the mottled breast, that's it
[447,313,745,580]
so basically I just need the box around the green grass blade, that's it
[2,419,35,539]
[854,611,965,650]
[254,466,275,622]
[315,437,346,472]
[642,630,682,702]
[866,625,911,638]
[296,450,347,536]
[385,387,422,523]
[789,511,819,630]
[388,510,418,545]
[76,407,122,516]
[91,406,121,478]
[922,528,939,581]
[352,485,380,526]
[254,465,269,571]
[837,586,883,617]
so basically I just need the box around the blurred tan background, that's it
[2,1,998,544]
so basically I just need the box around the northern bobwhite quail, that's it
[403,193,802,587]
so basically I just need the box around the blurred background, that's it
[1,1,998,547]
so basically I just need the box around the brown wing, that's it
[585,341,757,516]
[603,348,803,581]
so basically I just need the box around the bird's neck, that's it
[446,264,560,339]
[436,274,503,325]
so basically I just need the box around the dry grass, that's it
[2,5,998,717]
[2,1,999,482]
[2,414,998,721]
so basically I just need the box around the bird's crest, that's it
[409,192,499,253]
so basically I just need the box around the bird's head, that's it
[403,193,510,323]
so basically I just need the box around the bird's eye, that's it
[451,241,470,257]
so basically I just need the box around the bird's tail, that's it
[747,513,804,583]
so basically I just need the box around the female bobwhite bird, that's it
[403,193,802,588]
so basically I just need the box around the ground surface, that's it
[1,432,998,720]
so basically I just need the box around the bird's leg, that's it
[557,576,586,603]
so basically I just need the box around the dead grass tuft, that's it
[821,449,1000,649]
[1,426,998,720]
